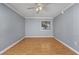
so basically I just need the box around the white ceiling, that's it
[5,3,73,18]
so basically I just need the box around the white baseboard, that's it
[0,36,25,55]
[54,36,79,55]
[24,36,54,38]
[1,36,78,55]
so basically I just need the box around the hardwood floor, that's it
[3,37,76,55]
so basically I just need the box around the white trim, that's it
[4,3,75,20]
[25,17,53,19]
[4,3,25,18]
[24,36,54,38]
[0,36,25,55]
[53,3,75,19]
[61,3,75,14]
[54,36,79,55]
[1,36,78,54]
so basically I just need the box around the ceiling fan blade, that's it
[27,7,35,9]
[27,3,49,14]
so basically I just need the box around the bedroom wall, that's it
[25,18,53,36]
[53,4,79,52]
[0,4,25,51]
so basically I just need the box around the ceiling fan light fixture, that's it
[39,6,42,11]
[27,3,45,14]
[35,6,42,13]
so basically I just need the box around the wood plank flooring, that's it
[3,38,76,55]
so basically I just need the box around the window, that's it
[41,21,51,30]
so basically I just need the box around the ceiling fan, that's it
[27,3,48,14]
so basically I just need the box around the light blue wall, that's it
[0,4,25,51]
[25,18,53,36]
[53,4,79,52]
